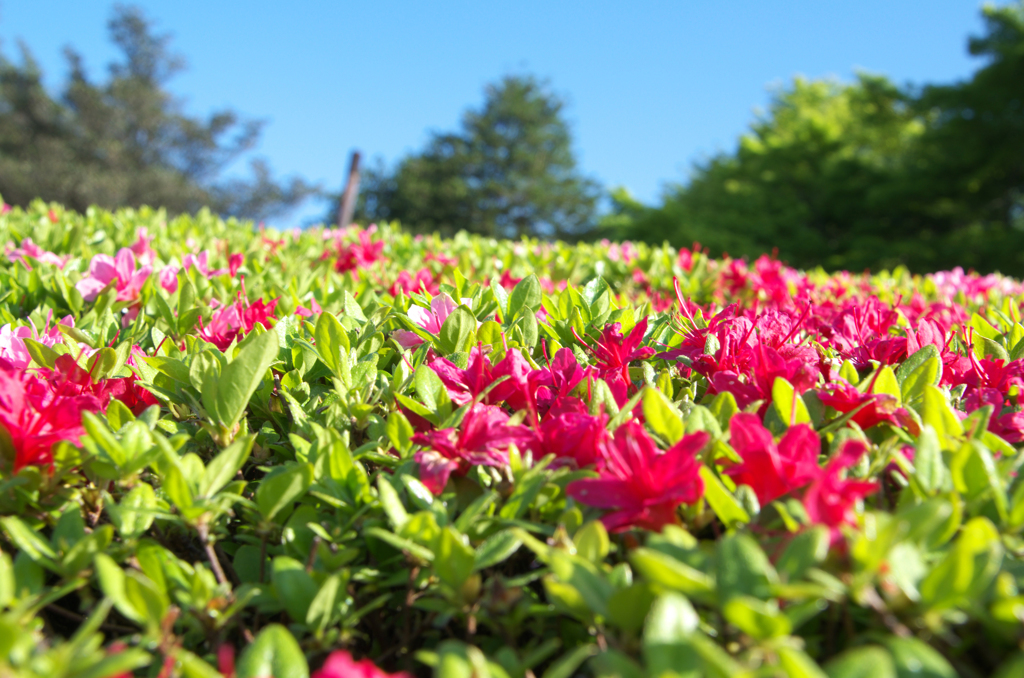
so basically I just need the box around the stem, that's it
[197,523,229,586]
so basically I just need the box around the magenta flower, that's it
[581,317,656,385]
[428,346,532,410]
[313,650,412,678]
[411,403,536,495]
[724,413,822,504]
[567,421,708,532]
[817,382,910,430]
[75,248,152,302]
[802,440,878,539]
[0,362,104,472]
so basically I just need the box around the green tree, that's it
[611,75,924,271]
[354,75,600,239]
[0,5,316,221]
[612,1,1024,274]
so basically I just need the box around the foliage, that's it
[2,198,1024,677]
[351,75,601,240]
[611,1,1024,275]
[0,6,317,222]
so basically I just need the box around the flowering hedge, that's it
[1,201,1024,678]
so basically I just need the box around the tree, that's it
[610,1,1024,275]
[0,5,317,221]
[353,75,600,239]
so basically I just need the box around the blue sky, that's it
[0,1,988,227]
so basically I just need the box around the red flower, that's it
[802,440,878,538]
[817,382,909,430]
[228,252,244,277]
[567,421,707,532]
[412,404,536,494]
[313,650,412,678]
[724,413,822,504]
[537,404,608,468]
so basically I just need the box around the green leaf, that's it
[434,526,476,590]
[199,435,254,497]
[716,533,777,602]
[271,557,319,624]
[305,573,345,633]
[542,644,599,678]
[824,646,896,678]
[699,466,749,528]
[913,426,948,494]
[574,521,610,564]
[109,483,158,540]
[0,551,13,608]
[257,462,314,522]
[377,476,409,529]
[776,526,829,582]
[642,592,701,677]
[772,377,811,426]
[722,596,792,639]
[438,305,476,355]
[897,345,941,405]
[882,637,958,678]
[206,329,278,430]
[314,311,349,376]
[628,548,714,601]
[642,386,684,444]
[22,337,58,369]
[236,624,310,678]
[508,274,542,319]
[474,529,522,570]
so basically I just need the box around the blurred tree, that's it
[610,1,1024,274]
[0,5,316,221]
[351,75,600,239]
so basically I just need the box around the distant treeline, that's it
[3,4,1024,274]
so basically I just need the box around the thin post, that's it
[337,150,362,228]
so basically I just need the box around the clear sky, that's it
[0,1,989,227]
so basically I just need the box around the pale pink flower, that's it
[75,249,152,302]
[6,238,68,269]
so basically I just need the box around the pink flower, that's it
[198,298,277,351]
[313,650,412,678]
[228,252,244,277]
[334,229,385,273]
[182,251,228,278]
[427,346,533,410]
[6,238,68,269]
[75,249,152,302]
[411,403,536,494]
[393,294,467,349]
[0,321,63,370]
[129,228,156,266]
[159,265,180,294]
[389,268,439,296]
[296,297,323,318]
[724,413,822,504]
[567,421,708,532]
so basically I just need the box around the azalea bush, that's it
[1,200,1024,678]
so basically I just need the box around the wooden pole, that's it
[337,150,362,228]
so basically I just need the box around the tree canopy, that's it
[0,5,316,221]
[609,1,1024,274]
[353,75,600,239]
